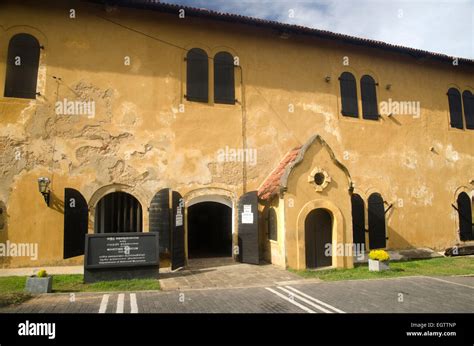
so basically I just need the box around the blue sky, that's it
[165,0,474,59]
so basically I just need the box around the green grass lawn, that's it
[0,274,161,307]
[290,256,474,281]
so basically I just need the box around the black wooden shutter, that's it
[64,188,88,259]
[171,191,185,270]
[457,192,473,241]
[4,33,40,99]
[186,48,208,102]
[448,88,464,129]
[361,75,379,120]
[339,72,358,117]
[462,90,474,130]
[267,207,277,241]
[238,191,259,264]
[351,194,366,248]
[149,188,170,253]
[214,52,235,104]
[368,193,386,249]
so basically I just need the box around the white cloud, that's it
[168,0,473,58]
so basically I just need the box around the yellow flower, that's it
[369,249,390,262]
[37,269,48,278]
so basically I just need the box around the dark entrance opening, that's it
[188,202,232,258]
[305,209,332,268]
[94,192,142,233]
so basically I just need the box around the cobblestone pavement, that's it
[2,276,473,313]
[158,258,312,291]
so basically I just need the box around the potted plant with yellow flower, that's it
[25,269,52,294]
[368,250,390,271]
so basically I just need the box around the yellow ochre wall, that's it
[0,0,473,268]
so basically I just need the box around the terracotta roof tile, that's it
[92,0,474,67]
[257,146,302,200]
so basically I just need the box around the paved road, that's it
[3,276,473,313]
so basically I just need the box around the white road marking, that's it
[130,293,138,313]
[99,294,109,313]
[284,286,346,313]
[277,287,334,313]
[265,287,316,313]
[425,276,474,289]
[116,293,125,313]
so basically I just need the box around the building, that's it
[0,0,473,270]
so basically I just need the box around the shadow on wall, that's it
[0,200,11,267]
[49,191,64,214]
[385,225,413,250]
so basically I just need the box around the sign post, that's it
[84,232,159,283]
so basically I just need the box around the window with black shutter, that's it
[267,208,277,241]
[368,193,386,249]
[339,72,358,117]
[448,88,464,129]
[457,192,473,241]
[462,90,474,130]
[361,75,379,120]
[4,33,40,99]
[214,52,235,104]
[186,48,209,102]
[351,194,366,249]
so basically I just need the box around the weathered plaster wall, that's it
[0,0,473,267]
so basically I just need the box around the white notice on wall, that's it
[242,204,253,224]
[176,208,183,227]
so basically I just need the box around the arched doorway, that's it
[305,209,333,268]
[188,201,232,258]
[94,192,143,233]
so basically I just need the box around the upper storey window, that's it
[448,88,464,129]
[4,33,40,99]
[462,90,474,130]
[339,72,358,117]
[360,75,379,120]
[186,48,209,102]
[214,51,235,104]
[448,88,474,130]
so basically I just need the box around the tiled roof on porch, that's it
[257,146,302,201]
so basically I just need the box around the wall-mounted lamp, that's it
[386,84,392,90]
[325,76,331,83]
[37,177,51,206]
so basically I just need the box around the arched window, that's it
[214,52,235,104]
[447,88,463,129]
[351,194,366,250]
[361,75,379,120]
[94,192,143,233]
[368,193,386,249]
[457,192,473,241]
[4,33,40,99]
[186,48,208,102]
[339,72,358,117]
[267,208,277,241]
[462,90,474,130]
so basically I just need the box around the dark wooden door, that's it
[305,209,332,268]
[238,191,259,264]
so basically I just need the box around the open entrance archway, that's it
[94,192,143,233]
[188,201,232,258]
[305,209,333,268]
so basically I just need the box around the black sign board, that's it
[84,232,159,283]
